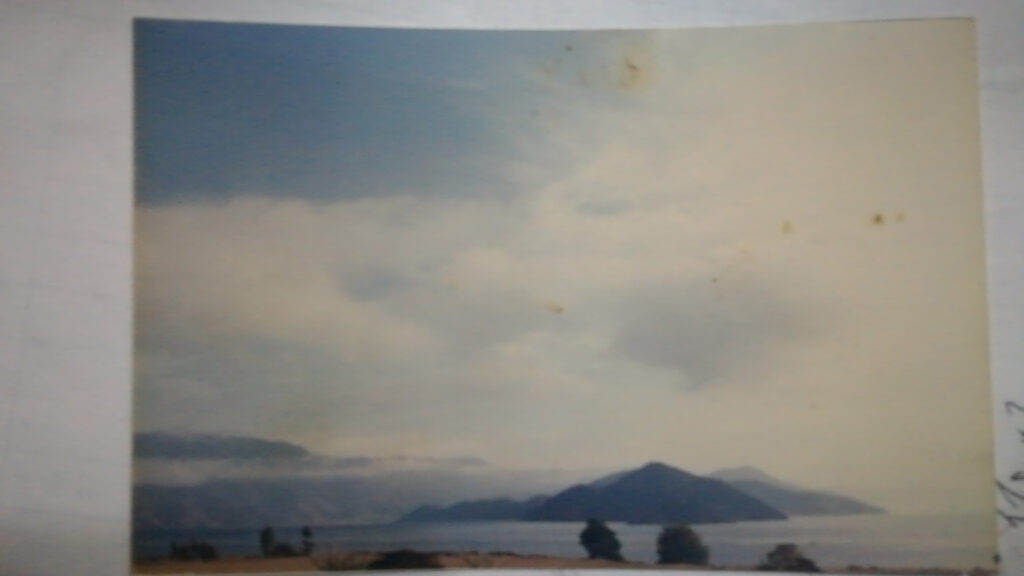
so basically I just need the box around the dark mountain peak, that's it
[637,461,677,474]
[612,462,701,488]
[526,462,786,524]
[635,461,699,477]
[587,462,693,489]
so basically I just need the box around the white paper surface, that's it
[1,2,1022,575]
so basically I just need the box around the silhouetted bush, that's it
[579,518,624,561]
[657,524,709,565]
[301,525,315,556]
[168,539,219,562]
[272,542,299,557]
[259,526,275,557]
[757,543,821,572]
[368,549,443,570]
[257,525,305,558]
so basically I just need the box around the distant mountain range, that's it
[709,466,802,489]
[708,467,884,516]
[133,433,882,530]
[401,462,883,524]
[403,496,548,523]
[133,434,597,530]
[134,469,588,530]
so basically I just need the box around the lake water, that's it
[134,514,997,570]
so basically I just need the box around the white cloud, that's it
[135,19,991,515]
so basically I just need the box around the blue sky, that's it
[133,18,992,516]
[135,20,632,205]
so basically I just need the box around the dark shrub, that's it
[657,524,709,565]
[368,549,443,570]
[260,526,275,557]
[301,525,315,556]
[193,541,218,561]
[271,542,299,557]
[757,543,821,572]
[168,539,219,562]
[579,518,625,561]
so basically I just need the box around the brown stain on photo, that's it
[617,51,655,91]
[551,38,655,93]
[541,300,565,315]
[871,211,908,227]
[781,220,794,235]
[620,58,642,89]
[538,59,562,81]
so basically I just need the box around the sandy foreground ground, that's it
[134,555,319,573]
[132,552,997,574]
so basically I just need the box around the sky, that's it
[133,18,992,515]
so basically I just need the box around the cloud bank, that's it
[134,20,991,515]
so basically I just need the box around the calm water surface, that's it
[134,514,996,570]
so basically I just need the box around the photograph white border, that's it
[2,2,1022,575]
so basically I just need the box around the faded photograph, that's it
[132,18,995,574]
